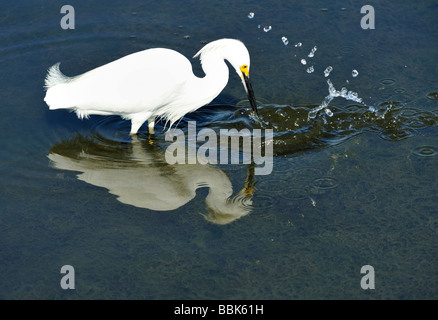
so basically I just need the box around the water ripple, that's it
[247,193,278,210]
[311,177,339,190]
[245,102,437,155]
[379,79,396,86]
[426,92,438,101]
[378,128,416,141]
[280,188,308,201]
[412,146,438,158]
[292,167,324,182]
[255,179,290,193]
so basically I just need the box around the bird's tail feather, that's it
[44,63,71,90]
[44,63,75,110]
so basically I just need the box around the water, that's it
[308,79,364,119]
[324,66,333,77]
[307,46,317,58]
[281,36,289,46]
[1,0,437,300]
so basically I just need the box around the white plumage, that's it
[44,38,257,134]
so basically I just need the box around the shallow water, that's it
[0,0,437,299]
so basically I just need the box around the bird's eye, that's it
[242,65,248,69]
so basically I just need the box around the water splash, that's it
[295,42,302,47]
[248,12,254,19]
[263,26,272,32]
[352,69,359,77]
[301,59,307,65]
[239,102,437,157]
[324,108,333,117]
[308,79,364,120]
[281,36,289,45]
[306,66,314,74]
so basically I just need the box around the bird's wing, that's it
[56,48,195,115]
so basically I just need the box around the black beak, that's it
[242,73,258,115]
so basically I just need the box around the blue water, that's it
[0,0,437,299]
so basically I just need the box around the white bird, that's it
[44,38,258,135]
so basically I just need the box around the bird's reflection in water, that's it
[48,134,254,224]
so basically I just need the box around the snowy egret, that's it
[44,38,258,134]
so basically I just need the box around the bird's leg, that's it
[130,113,152,135]
[148,117,155,135]
[242,163,256,197]
[130,121,143,135]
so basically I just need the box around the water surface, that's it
[0,0,437,299]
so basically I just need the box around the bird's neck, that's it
[194,57,229,105]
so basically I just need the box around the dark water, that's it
[0,0,437,299]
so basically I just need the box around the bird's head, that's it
[194,39,258,115]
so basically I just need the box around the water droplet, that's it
[368,106,377,113]
[248,12,254,19]
[352,69,359,77]
[340,87,348,97]
[307,109,318,120]
[301,59,307,65]
[324,108,333,117]
[347,91,362,102]
[308,46,317,58]
[309,79,365,118]
[412,146,438,157]
[320,8,329,12]
[281,36,289,45]
[324,66,333,77]
[183,35,191,40]
[295,42,302,47]
[306,66,314,73]
[263,26,272,32]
